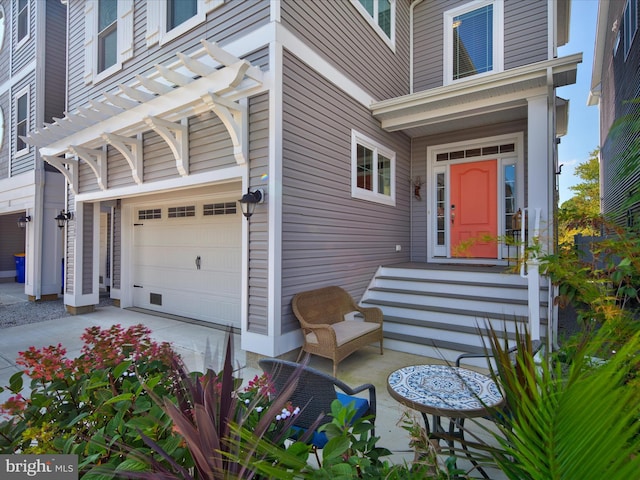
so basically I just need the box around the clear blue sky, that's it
[556,0,600,204]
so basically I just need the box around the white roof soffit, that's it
[588,0,610,106]
[371,54,582,133]
[26,39,263,166]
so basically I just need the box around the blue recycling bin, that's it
[14,253,25,283]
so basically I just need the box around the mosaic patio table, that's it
[387,364,504,479]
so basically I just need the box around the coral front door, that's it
[450,160,498,258]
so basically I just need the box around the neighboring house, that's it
[0,0,66,299]
[26,0,580,362]
[589,0,640,227]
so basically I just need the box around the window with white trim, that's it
[351,0,395,50]
[84,0,134,84]
[351,130,395,206]
[15,0,29,46]
[444,0,504,85]
[0,6,6,52]
[623,0,638,59]
[15,89,29,156]
[146,0,223,47]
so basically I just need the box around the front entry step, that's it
[360,265,549,365]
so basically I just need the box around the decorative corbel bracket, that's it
[201,92,247,165]
[42,154,78,195]
[144,116,189,176]
[101,132,143,185]
[68,145,107,191]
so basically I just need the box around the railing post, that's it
[527,259,541,340]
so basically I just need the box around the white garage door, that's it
[131,199,241,328]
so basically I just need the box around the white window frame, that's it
[0,106,5,151]
[443,0,504,86]
[14,87,29,157]
[0,6,6,52]
[84,0,134,85]
[350,0,396,51]
[351,130,396,206]
[146,0,223,48]
[14,0,29,50]
[623,0,638,60]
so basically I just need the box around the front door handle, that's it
[195,256,201,270]
[451,204,456,224]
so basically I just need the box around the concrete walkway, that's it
[0,282,506,478]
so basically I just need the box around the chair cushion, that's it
[305,321,380,347]
[290,393,370,448]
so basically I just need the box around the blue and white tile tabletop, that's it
[387,364,504,417]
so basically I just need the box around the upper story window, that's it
[84,0,134,84]
[623,0,638,59]
[98,0,117,73]
[15,88,29,156]
[444,0,504,85]
[146,0,223,48]
[0,7,6,52]
[351,130,396,206]
[351,0,395,50]
[16,0,29,46]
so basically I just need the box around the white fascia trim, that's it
[74,164,244,204]
[0,58,35,94]
[275,23,377,107]
[589,0,610,105]
[268,40,283,341]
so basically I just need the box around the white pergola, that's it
[25,40,264,194]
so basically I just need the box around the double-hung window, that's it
[16,0,29,46]
[444,0,503,84]
[146,0,223,47]
[351,130,396,206]
[15,89,29,156]
[351,0,395,50]
[84,0,134,84]
[623,0,638,59]
[97,0,117,73]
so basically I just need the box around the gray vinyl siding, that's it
[82,205,93,295]
[598,0,640,225]
[189,112,236,174]
[113,203,121,289]
[280,49,411,335]
[412,0,550,92]
[65,191,76,294]
[106,145,137,189]
[410,120,528,261]
[503,0,548,70]
[143,131,179,182]
[281,0,411,101]
[10,0,35,75]
[43,0,66,124]
[10,74,35,175]
[66,0,270,112]
[247,92,269,335]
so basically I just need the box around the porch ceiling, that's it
[371,54,582,138]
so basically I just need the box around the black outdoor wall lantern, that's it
[55,211,73,229]
[238,188,264,219]
[17,215,31,229]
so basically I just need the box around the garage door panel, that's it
[131,198,241,327]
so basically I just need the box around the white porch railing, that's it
[520,207,542,340]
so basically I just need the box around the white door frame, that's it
[426,132,524,263]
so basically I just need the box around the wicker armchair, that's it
[292,286,383,377]
[259,358,376,449]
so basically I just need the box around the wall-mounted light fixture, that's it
[55,211,73,229]
[17,215,31,229]
[238,188,264,219]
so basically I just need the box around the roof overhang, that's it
[25,40,264,193]
[556,0,571,47]
[371,53,582,138]
[588,0,610,106]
